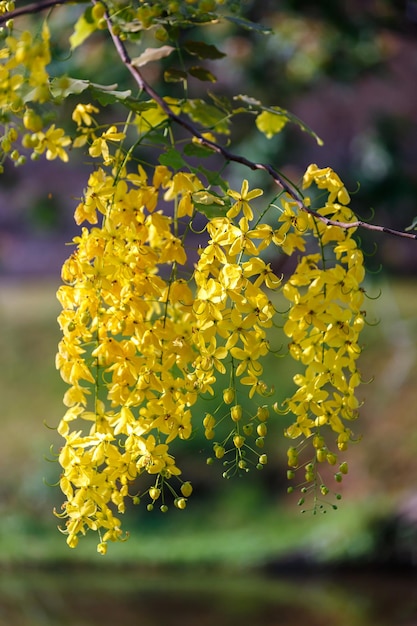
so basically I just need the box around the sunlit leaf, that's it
[89,83,131,105]
[256,110,288,139]
[69,10,98,50]
[234,94,262,109]
[131,46,175,68]
[50,77,90,99]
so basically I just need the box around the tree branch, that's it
[8,0,417,242]
[0,0,78,23]
[97,5,417,241]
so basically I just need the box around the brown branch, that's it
[105,15,417,243]
[0,0,79,23]
[25,0,414,242]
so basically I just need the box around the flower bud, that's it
[233,435,245,449]
[180,482,193,497]
[231,404,242,422]
[257,406,269,422]
[223,387,235,404]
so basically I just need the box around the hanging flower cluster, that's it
[55,118,367,550]
[281,165,366,505]
[55,112,289,550]
[0,6,369,553]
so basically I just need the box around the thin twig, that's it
[94,0,417,241]
[7,0,417,241]
[0,0,77,23]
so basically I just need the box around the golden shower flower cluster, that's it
[281,164,366,505]
[54,135,367,549]
[55,123,291,550]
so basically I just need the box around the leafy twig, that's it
[5,0,417,241]
[93,0,417,241]
[0,0,78,23]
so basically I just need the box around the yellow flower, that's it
[72,103,99,127]
[227,179,263,220]
[33,124,71,161]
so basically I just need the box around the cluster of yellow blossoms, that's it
[55,109,286,549]
[54,108,366,548]
[0,16,367,550]
[0,23,71,167]
[283,165,365,504]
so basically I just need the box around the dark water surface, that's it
[0,566,416,626]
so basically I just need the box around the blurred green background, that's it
[1,0,417,573]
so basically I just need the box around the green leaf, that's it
[196,166,229,192]
[193,192,228,219]
[184,40,226,60]
[131,46,175,68]
[208,92,233,114]
[225,15,272,34]
[89,83,132,105]
[183,142,214,158]
[164,68,188,83]
[184,99,230,134]
[70,10,98,50]
[159,149,186,169]
[123,100,158,114]
[189,66,217,83]
[188,66,217,83]
[255,110,288,139]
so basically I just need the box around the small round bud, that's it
[257,406,269,422]
[214,445,225,459]
[230,404,242,422]
[233,434,245,449]
[180,481,193,497]
[257,423,267,437]
[149,487,161,500]
[339,461,348,475]
[255,437,264,448]
[147,503,154,511]
[203,413,215,429]
[223,387,235,404]
[258,454,268,465]
[160,504,168,513]
[326,452,337,465]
